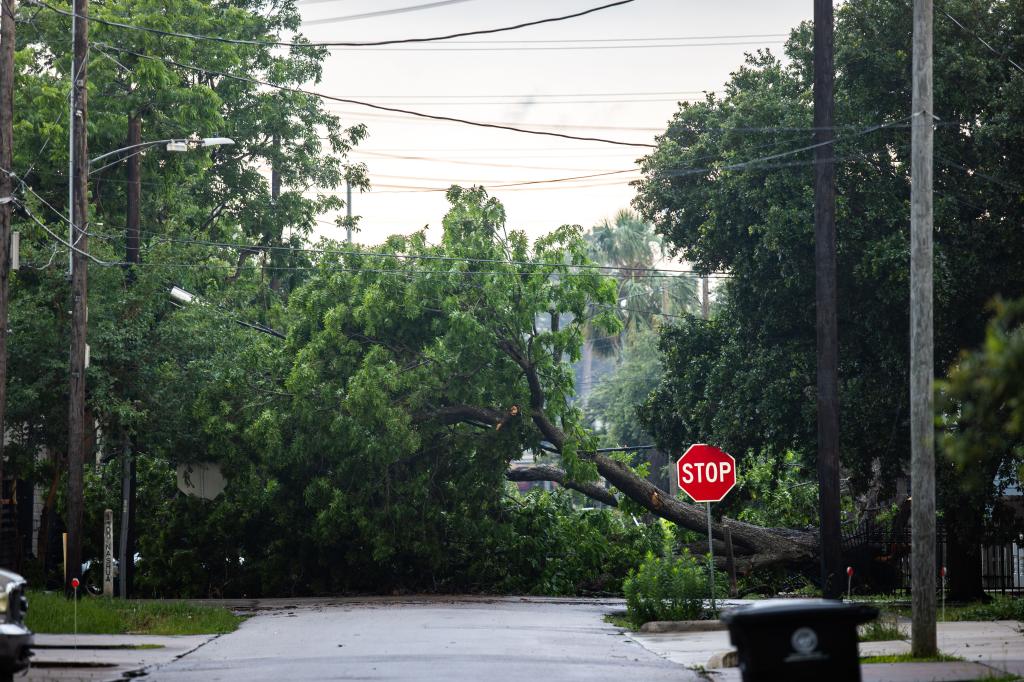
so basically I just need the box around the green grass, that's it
[603,613,633,629]
[860,653,962,664]
[859,614,905,642]
[25,591,244,635]
[882,595,1024,623]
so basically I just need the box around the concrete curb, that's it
[639,620,727,633]
[706,649,738,668]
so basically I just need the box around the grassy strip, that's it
[860,653,962,664]
[859,595,1024,623]
[26,592,244,635]
[603,613,633,629]
[859,614,904,642]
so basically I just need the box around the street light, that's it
[169,285,285,339]
[89,136,235,174]
[84,134,232,599]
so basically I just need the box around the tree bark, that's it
[507,464,617,507]
[0,0,15,493]
[814,0,844,600]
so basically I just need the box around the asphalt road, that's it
[143,596,702,681]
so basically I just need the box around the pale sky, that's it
[298,0,813,246]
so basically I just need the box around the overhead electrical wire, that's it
[81,224,713,277]
[940,9,1024,74]
[93,42,656,148]
[325,40,787,52]
[29,0,637,49]
[301,0,479,26]
[397,34,789,44]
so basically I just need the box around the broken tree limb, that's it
[499,339,820,572]
[506,464,618,507]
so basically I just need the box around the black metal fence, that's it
[981,542,1024,595]
[842,517,1024,596]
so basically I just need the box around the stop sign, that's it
[677,444,736,503]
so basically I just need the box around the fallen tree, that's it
[281,186,820,580]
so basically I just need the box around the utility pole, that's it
[813,0,843,600]
[910,0,937,657]
[118,114,141,598]
[345,179,352,243]
[701,276,709,320]
[66,0,89,596]
[0,0,16,494]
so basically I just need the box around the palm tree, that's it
[580,210,699,392]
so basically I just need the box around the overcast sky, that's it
[297,0,813,246]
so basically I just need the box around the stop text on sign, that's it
[676,443,737,503]
[679,460,733,484]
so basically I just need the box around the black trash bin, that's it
[721,598,878,682]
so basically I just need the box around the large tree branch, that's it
[507,464,618,507]
[416,404,505,427]
[494,335,818,570]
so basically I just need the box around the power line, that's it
[397,34,789,44]
[337,90,711,99]
[324,40,787,52]
[30,0,636,49]
[940,9,1024,74]
[81,225,713,277]
[94,43,656,148]
[301,0,479,25]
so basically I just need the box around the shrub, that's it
[459,489,666,596]
[623,550,718,625]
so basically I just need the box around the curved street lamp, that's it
[89,136,234,175]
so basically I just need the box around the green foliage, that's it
[634,0,1024,519]
[586,329,663,447]
[858,613,902,642]
[63,185,632,597]
[623,551,722,626]
[25,592,243,635]
[731,451,819,529]
[940,298,1024,529]
[460,490,665,596]
[948,596,1024,622]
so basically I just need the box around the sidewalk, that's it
[629,620,1024,681]
[22,633,216,681]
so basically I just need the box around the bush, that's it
[459,489,666,596]
[623,550,720,626]
[953,596,1024,621]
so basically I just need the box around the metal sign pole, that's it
[707,501,715,612]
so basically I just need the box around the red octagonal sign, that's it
[677,444,736,503]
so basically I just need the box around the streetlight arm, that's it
[89,139,179,166]
[89,136,235,167]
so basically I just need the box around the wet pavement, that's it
[142,596,701,681]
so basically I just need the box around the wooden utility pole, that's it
[66,0,89,595]
[118,114,140,597]
[813,0,843,599]
[0,0,16,494]
[125,116,141,269]
[910,0,937,657]
[701,276,709,320]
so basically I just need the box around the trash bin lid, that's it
[721,599,878,626]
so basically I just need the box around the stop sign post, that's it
[677,444,737,610]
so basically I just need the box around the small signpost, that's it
[677,444,737,611]
[103,509,114,597]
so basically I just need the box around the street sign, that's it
[676,444,736,503]
[176,462,227,500]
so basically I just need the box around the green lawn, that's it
[860,653,962,664]
[25,592,244,635]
